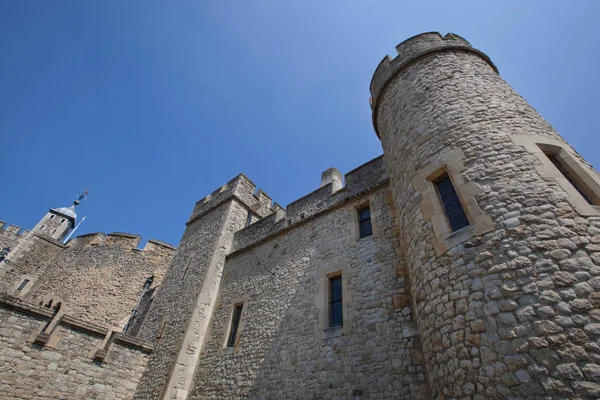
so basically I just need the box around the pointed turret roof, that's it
[49,190,88,224]
[50,205,77,221]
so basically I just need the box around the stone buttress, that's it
[371,32,600,398]
[133,175,273,400]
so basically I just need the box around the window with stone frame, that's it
[434,173,470,232]
[545,152,597,206]
[226,303,244,347]
[358,206,373,238]
[17,279,29,291]
[329,275,343,327]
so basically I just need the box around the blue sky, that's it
[1,1,599,247]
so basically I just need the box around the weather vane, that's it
[74,189,89,206]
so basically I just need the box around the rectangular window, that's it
[358,206,372,238]
[435,173,470,232]
[546,153,595,205]
[329,276,343,327]
[226,304,243,347]
[17,279,29,291]
[246,211,253,227]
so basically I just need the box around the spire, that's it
[50,190,89,223]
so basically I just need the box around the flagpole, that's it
[63,216,87,243]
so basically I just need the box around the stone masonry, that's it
[26,232,174,329]
[1,32,600,400]
[371,32,600,398]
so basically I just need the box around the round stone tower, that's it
[371,32,600,398]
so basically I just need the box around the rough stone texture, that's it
[372,32,600,398]
[1,32,600,400]
[0,208,75,294]
[191,185,427,399]
[0,295,151,400]
[0,220,29,254]
[126,287,156,337]
[0,232,64,294]
[232,156,388,253]
[134,175,271,400]
[25,232,174,329]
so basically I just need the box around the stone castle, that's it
[1,32,600,399]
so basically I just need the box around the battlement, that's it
[66,232,175,254]
[369,32,498,136]
[231,156,388,253]
[188,173,275,225]
[0,221,29,236]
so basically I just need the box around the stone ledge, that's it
[0,293,154,353]
[147,239,176,250]
[32,233,65,247]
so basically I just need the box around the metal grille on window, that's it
[329,276,343,327]
[227,304,243,347]
[546,153,594,205]
[435,174,470,232]
[358,206,372,238]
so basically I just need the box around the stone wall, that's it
[0,220,28,253]
[0,294,152,400]
[134,198,254,399]
[0,232,64,295]
[190,184,427,399]
[372,32,600,398]
[232,156,388,253]
[25,232,174,329]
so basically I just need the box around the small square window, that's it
[358,206,372,238]
[226,303,243,347]
[329,275,343,327]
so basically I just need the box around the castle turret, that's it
[371,33,600,398]
[32,205,76,241]
[0,193,86,295]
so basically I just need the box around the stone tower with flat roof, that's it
[371,32,600,398]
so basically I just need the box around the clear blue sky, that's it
[1,1,599,247]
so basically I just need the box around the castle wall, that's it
[135,189,254,399]
[0,220,28,253]
[232,156,388,253]
[190,184,427,399]
[372,32,600,398]
[25,232,174,329]
[0,294,151,400]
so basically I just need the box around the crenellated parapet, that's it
[231,156,388,253]
[0,220,29,250]
[189,174,275,225]
[0,221,28,235]
[66,232,175,254]
[24,231,175,328]
[369,32,497,137]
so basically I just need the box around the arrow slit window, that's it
[226,303,243,347]
[435,173,470,232]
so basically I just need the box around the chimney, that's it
[320,168,343,193]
